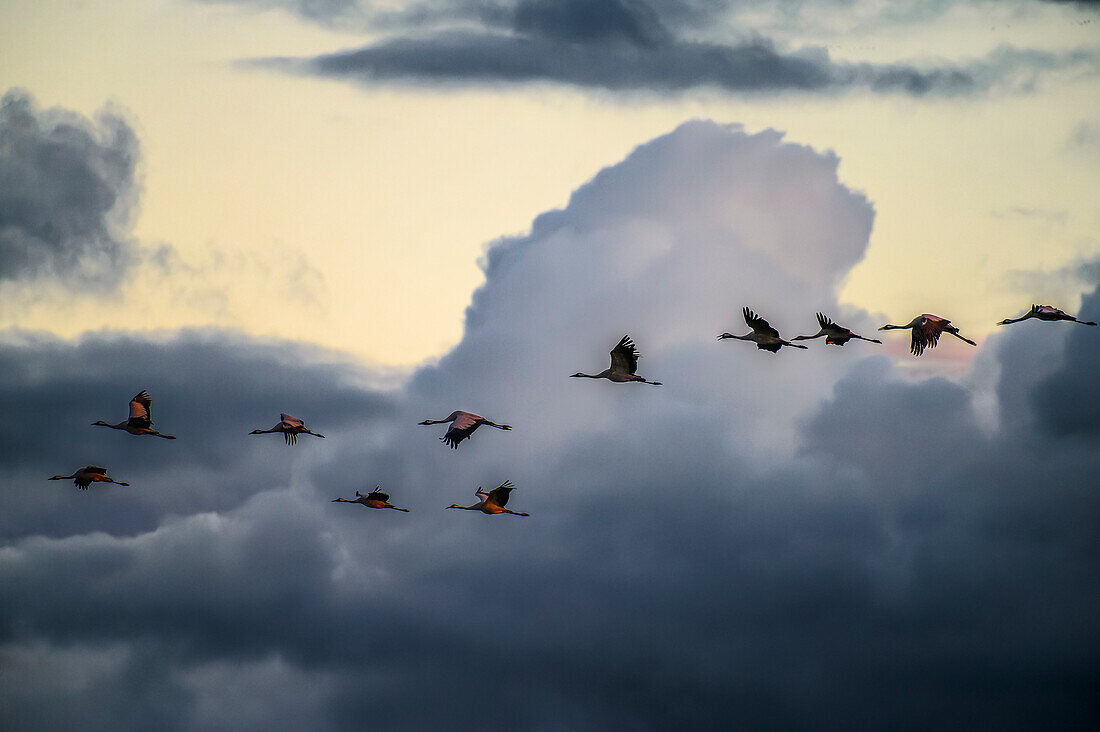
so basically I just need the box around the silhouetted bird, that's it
[332,487,409,512]
[418,411,512,449]
[792,313,881,346]
[570,335,662,385]
[446,481,529,516]
[879,314,976,356]
[92,390,176,438]
[249,414,324,445]
[49,466,130,490]
[997,304,1096,327]
[719,308,807,352]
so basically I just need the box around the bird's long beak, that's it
[877,325,889,331]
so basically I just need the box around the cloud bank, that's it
[0,90,142,288]
[233,0,1100,96]
[3,120,1099,729]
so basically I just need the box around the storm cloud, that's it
[2,121,1099,729]
[0,90,142,287]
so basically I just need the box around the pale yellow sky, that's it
[2,0,1098,365]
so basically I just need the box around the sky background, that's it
[1,1,1099,729]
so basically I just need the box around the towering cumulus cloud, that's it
[0,90,141,287]
[2,121,1098,729]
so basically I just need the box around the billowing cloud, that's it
[0,90,141,287]
[3,120,1099,729]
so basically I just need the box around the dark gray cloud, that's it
[279,26,983,95]
[1029,283,1100,436]
[0,90,142,287]
[3,121,1099,729]
[0,328,394,539]
[230,0,1100,95]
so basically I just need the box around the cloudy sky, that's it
[1,0,1099,728]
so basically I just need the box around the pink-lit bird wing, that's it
[128,391,152,427]
[442,412,480,448]
[280,414,305,429]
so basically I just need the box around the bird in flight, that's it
[718,308,807,353]
[792,313,881,346]
[418,411,512,449]
[92,390,176,438]
[997,304,1096,327]
[570,335,663,385]
[49,466,130,490]
[332,487,409,512]
[249,414,325,445]
[878,314,976,356]
[446,481,529,516]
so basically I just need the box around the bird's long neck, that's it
[448,504,479,510]
[879,324,908,330]
[93,421,127,430]
[998,315,1029,325]
[49,475,72,480]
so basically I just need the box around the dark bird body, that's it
[49,466,130,490]
[719,308,807,353]
[332,487,409,512]
[419,411,512,449]
[250,414,324,445]
[446,481,529,516]
[878,314,976,356]
[570,335,662,384]
[997,304,1096,327]
[92,390,176,438]
[793,313,881,346]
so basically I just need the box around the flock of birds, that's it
[50,303,1094,514]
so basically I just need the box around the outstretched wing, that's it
[1036,304,1065,317]
[487,480,515,507]
[451,412,480,432]
[443,413,481,449]
[367,489,390,503]
[911,316,946,356]
[280,413,305,429]
[743,308,779,338]
[128,391,153,427]
[610,336,639,375]
[84,466,108,475]
[816,312,835,330]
